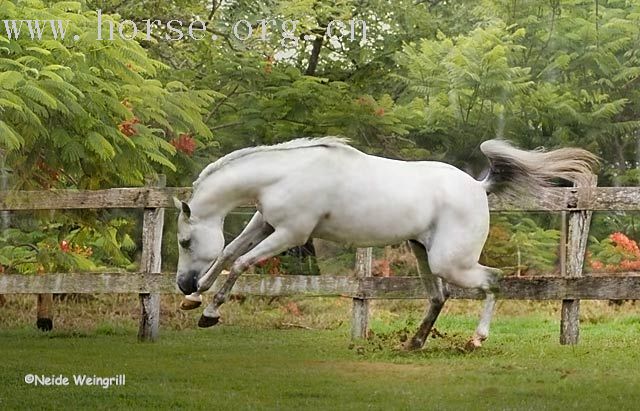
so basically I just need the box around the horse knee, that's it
[221,245,239,261]
[230,257,251,273]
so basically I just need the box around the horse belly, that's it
[311,204,433,247]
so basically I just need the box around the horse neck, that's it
[190,158,280,218]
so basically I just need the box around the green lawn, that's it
[1,313,640,410]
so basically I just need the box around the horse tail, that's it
[479,139,599,195]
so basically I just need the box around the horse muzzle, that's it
[176,271,199,295]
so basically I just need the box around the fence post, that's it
[36,293,53,331]
[560,175,597,345]
[351,247,372,339]
[138,175,166,342]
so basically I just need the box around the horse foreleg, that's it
[198,267,242,327]
[197,212,273,293]
[199,228,302,328]
[407,277,448,350]
[406,240,448,350]
[181,213,272,311]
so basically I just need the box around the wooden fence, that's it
[1,177,640,344]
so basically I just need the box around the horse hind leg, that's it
[466,266,502,350]
[406,240,449,350]
[439,263,502,350]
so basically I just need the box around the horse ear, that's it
[181,201,191,218]
[172,197,182,210]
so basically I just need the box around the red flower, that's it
[171,133,197,156]
[256,256,281,275]
[610,232,640,256]
[118,117,140,137]
[60,240,70,253]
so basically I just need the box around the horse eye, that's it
[179,238,191,249]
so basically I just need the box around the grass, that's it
[1,296,640,410]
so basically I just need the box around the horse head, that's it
[173,197,225,295]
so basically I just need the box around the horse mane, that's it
[192,136,351,190]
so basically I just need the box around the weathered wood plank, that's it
[588,187,640,211]
[3,273,640,300]
[0,273,359,295]
[0,187,191,210]
[351,248,372,339]
[488,188,577,211]
[1,186,640,211]
[0,272,175,294]
[138,175,165,342]
[490,186,640,211]
[359,276,640,300]
[560,175,596,345]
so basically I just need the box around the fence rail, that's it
[1,180,639,343]
[2,272,640,300]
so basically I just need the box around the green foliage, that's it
[0,0,215,188]
[0,1,215,273]
[0,215,137,274]
[482,215,560,275]
[589,236,627,266]
[391,0,640,176]
[590,211,640,240]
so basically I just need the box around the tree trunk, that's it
[305,36,324,76]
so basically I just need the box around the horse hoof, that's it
[464,338,483,351]
[179,298,202,311]
[403,338,424,351]
[198,315,220,328]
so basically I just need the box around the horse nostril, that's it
[177,272,199,295]
[177,281,189,295]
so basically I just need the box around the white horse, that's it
[174,137,596,349]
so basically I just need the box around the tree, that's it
[0,1,215,274]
